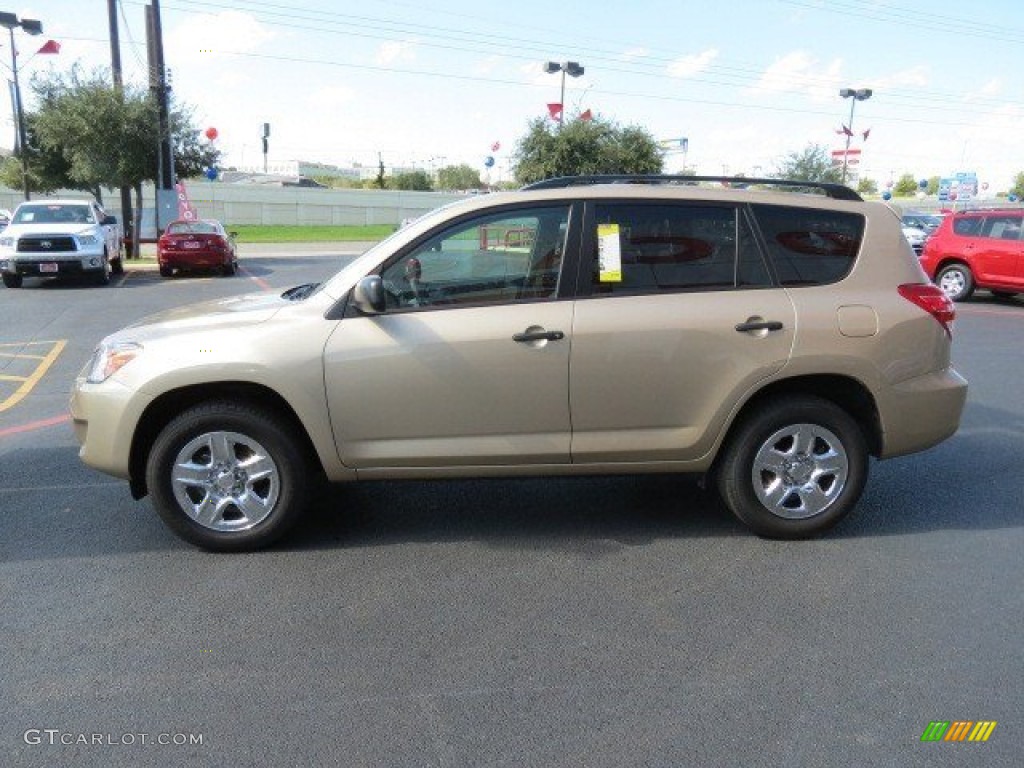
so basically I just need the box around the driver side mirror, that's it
[351,275,386,315]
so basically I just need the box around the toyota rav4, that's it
[70,176,968,550]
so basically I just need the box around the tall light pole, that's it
[544,61,584,127]
[839,87,872,185]
[1,11,44,200]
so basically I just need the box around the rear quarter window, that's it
[952,217,983,236]
[751,204,864,286]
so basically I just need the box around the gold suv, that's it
[70,176,968,550]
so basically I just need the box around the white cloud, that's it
[310,85,356,108]
[375,41,416,67]
[979,78,1002,96]
[752,51,843,102]
[166,10,273,61]
[875,65,929,89]
[667,48,718,78]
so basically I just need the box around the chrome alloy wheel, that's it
[751,423,849,519]
[170,431,280,532]
[938,268,966,298]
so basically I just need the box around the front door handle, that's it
[735,320,784,333]
[513,329,565,343]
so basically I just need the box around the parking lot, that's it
[1,249,1021,767]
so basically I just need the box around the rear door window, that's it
[588,202,770,296]
[751,204,864,286]
[979,214,1023,241]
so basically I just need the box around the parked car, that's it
[0,199,123,288]
[919,208,1023,301]
[71,175,967,551]
[902,212,945,235]
[157,219,238,277]
[902,224,927,254]
[0,208,11,231]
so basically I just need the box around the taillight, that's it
[899,283,955,336]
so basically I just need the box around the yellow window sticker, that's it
[598,223,623,282]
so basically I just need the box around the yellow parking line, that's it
[0,353,47,360]
[0,374,29,382]
[0,339,67,413]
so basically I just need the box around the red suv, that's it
[920,209,1023,301]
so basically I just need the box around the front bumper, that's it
[1,249,107,276]
[69,376,154,480]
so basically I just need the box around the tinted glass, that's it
[13,204,94,225]
[379,206,570,309]
[980,215,1023,241]
[952,217,983,236]
[590,203,769,295]
[751,204,864,286]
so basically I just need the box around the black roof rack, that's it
[521,175,863,202]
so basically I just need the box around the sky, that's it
[5,0,1024,191]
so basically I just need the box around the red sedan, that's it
[157,220,238,277]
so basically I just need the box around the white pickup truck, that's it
[0,199,123,288]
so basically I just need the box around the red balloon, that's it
[205,127,219,141]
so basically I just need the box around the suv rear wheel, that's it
[717,396,868,539]
[2,273,22,288]
[936,262,974,302]
[145,401,311,551]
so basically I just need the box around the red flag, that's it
[547,103,563,121]
[862,128,871,141]
[174,182,197,221]
[491,141,500,152]
[37,40,61,55]
[579,109,593,121]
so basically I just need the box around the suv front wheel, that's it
[146,401,311,551]
[717,396,868,539]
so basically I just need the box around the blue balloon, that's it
[483,156,495,168]
[205,167,218,180]
[1009,194,1019,203]
[881,190,892,201]
[918,179,928,189]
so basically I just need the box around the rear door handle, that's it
[735,320,784,333]
[513,329,565,342]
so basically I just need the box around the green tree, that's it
[927,176,940,195]
[513,115,662,184]
[437,164,482,190]
[893,173,918,197]
[773,143,841,183]
[0,118,78,194]
[389,170,432,191]
[857,177,878,196]
[1009,172,1024,200]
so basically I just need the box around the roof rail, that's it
[521,175,863,202]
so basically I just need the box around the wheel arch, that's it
[711,373,883,477]
[128,382,325,499]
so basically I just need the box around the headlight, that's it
[77,234,99,245]
[0,236,14,247]
[86,342,143,383]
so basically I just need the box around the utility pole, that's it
[107,0,133,256]
[145,0,174,233]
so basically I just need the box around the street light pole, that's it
[544,61,584,127]
[839,87,872,186]
[1,11,44,201]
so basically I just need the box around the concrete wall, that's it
[0,184,468,227]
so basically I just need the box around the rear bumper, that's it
[878,367,968,458]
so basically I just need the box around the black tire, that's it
[991,290,1018,300]
[2,273,22,288]
[221,259,237,276]
[159,265,174,278]
[111,256,124,275]
[145,401,311,551]
[716,395,868,539]
[93,252,111,286]
[936,263,974,302]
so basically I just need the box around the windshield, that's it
[14,204,94,225]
